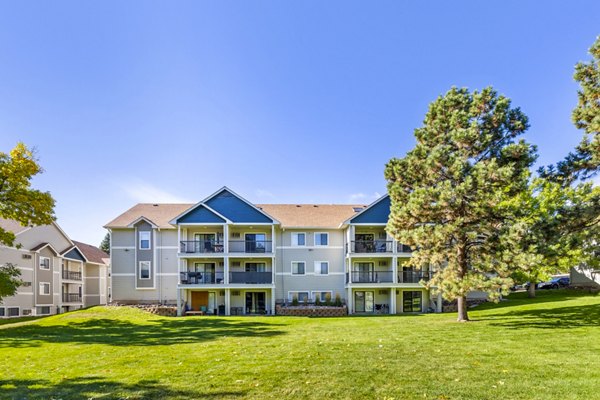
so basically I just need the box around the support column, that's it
[347,287,353,315]
[392,256,398,284]
[224,224,229,253]
[436,292,443,313]
[389,289,396,314]
[225,288,231,316]
[271,289,276,315]
[176,288,182,316]
[224,256,229,284]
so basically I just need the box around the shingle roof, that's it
[72,240,109,265]
[104,203,194,229]
[257,204,366,228]
[106,202,368,229]
[0,218,31,235]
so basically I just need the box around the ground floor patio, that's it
[177,287,275,316]
[346,287,442,315]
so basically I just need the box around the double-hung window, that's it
[291,232,306,246]
[139,261,151,280]
[139,231,151,250]
[39,257,50,270]
[314,233,329,246]
[39,282,50,295]
[292,261,305,275]
[314,261,329,275]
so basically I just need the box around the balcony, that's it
[397,243,413,253]
[349,240,393,254]
[228,240,272,253]
[180,240,224,254]
[348,270,394,283]
[229,271,272,284]
[398,270,431,283]
[62,270,82,281]
[180,271,225,285]
[63,293,82,303]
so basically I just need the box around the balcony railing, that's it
[62,270,82,281]
[350,270,394,283]
[397,243,413,253]
[180,240,224,254]
[398,270,432,283]
[228,240,272,253]
[229,271,272,284]
[180,271,225,285]
[63,293,82,303]
[349,240,393,253]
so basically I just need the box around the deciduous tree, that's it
[385,87,537,321]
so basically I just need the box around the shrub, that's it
[292,295,299,306]
[325,292,332,306]
[334,293,343,307]
[303,296,309,306]
[315,296,321,306]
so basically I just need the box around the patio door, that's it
[245,233,266,253]
[208,292,216,315]
[355,233,374,252]
[195,233,216,253]
[402,291,422,313]
[194,262,215,284]
[355,262,373,283]
[245,292,266,314]
[354,291,374,313]
[191,291,208,311]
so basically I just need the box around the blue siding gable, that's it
[205,190,273,223]
[178,205,227,223]
[350,196,390,224]
[64,247,86,262]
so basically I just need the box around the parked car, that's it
[538,277,570,290]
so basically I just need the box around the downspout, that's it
[158,228,162,304]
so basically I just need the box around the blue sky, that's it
[0,1,598,245]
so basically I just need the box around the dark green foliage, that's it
[100,232,110,254]
[0,263,23,302]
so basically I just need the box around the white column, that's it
[177,225,181,252]
[389,289,396,314]
[176,288,182,316]
[347,287,353,315]
[348,257,352,283]
[270,290,276,315]
[223,224,229,253]
[436,292,443,313]
[225,289,231,316]
[224,256,229,284]
[392,256,398,283]
[271,225,275,254]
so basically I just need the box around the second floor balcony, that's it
[348,270,394,283]
[228,240,273,254]
[180,271,272,285]
[63,293,82,303]
[62,270,82,281]
[349,240,394,253]
[180,240,225,254]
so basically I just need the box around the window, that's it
[314,261,329,275]
[37,306,50,315]
[291,262,305,275]
[0,308,4,317]
[289,291,309,302]
[292,232,306,246]
[312,291,332,302]
[22,309,32,316]
[39,282,50,295]
[21,282,32,287]
[138,261,151,280]
[314,233,329,246]
[39,257,50,270]
[8,307,19,317]
[139,231,151,250]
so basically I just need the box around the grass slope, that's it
[1,290,599,399]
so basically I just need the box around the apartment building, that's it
[0,218,110,318]
[106,187,442,316]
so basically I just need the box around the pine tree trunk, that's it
[528,282,536,298]
[457,295,469,322]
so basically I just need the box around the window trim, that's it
[288,291,310,302]
[39,256,50,270]
[291,232,306,247]
[7,307,20,317]
[39,282,50,295]
[314,261,329,275]
[138,261,152,280]
[291,261,306,275]
[314,232,329,247]
[139,231,151,250]
[38,306,51,315]
[311,290,333,302]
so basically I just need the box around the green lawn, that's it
[1,290,599,400]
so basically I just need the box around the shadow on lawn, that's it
[0,376,246,399]
[483,302,600,329]
[0,317,286,348]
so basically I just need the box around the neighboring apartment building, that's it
[106,187,443,316]
[0,218,110,318]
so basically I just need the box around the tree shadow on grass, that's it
[0,317,287,348]
[481,303,600,329]
[0,376,246,399]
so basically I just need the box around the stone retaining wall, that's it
[276,305,347,317]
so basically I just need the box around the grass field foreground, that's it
[1,290,599,399]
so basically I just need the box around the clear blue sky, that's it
[0,1,598,245]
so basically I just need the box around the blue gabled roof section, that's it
[205,189,273,223]
[350,195,391,224]
[64,247,86,262]
[177,204,227,223]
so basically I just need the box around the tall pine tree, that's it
[385,87,537,321]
